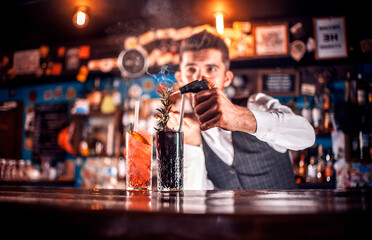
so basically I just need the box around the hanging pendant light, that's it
[73,6,89,28]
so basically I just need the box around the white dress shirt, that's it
[183,93,316,190]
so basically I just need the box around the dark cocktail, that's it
[156,131,183,191]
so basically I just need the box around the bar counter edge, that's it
[0,185,371,240]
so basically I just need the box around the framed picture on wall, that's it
[253,23,289,57]
[257,69,300,96]
[313,16,348,60]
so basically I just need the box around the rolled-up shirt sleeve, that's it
[248,93,316,153]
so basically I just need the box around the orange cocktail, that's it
[125,129,152,190]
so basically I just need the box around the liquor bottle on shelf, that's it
[323,112,334,134]
[79,126,90,157]
[322,87,331,112]
[111,79,122,107]
[301,95,312,125]
[346,73,372,188]
[356,73,367,107]
[346,72,357,104]
[312,95,323,134]
[298,153,307,183]
[292,156,300,182]
[316,145,326,183]
[358,114,370,162]
[87,77,102,113]
[356,73,371,163]
[325,149,335,183]
[350,134,360,162]
[344,72,360,162]
[306,156,317,183]
[349,113,371,187]
[367,77,372,159]
[322,87,334,134]
[90,127,105,157]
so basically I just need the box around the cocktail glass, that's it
[156,131,183,191]
[125,129,152,190]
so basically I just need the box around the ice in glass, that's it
[125,128,152,190]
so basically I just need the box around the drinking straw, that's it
[178,95,185,132]
[106,122,114,156]
[134,99,140,131]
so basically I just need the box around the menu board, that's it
[32,103,68,163]
[258,69,299,96]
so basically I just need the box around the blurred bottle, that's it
[316,145,326,183]
[312,95,323,134]
[358,114,370,162]
[322,87,334,133]
[324,149,335,183]
[356,73,367,107]
[323,112,334,133]
[322,87,331,112]
[93,127,106,157]
[117,157,125,181]
[25,160,41,180]
[0,159,5,179]
[297,153,307,183]
[367,77,372,159]
[349,74,372,186]
[87,77,102,113]
[306,156,317,183]
[301,95,313,124]
[346,72,357,104]
[112,79,122,107]
[345,72,359,162]
[17,159,26,180]
[356,73,371,163]
[79,126,90,157]
[3,160,11,179]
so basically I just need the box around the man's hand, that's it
[193,88,257,133]
[167,111,202,146]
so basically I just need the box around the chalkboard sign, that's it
[258,69,299,96]
[32,103,69,164]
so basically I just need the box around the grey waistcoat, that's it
[202,131,297,190]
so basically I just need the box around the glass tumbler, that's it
[156,131,184,191]
[125,129,152,190]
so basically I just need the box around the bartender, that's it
[168,30,315,190]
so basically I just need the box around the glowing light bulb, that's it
[76,11,86,26]
[73,6,89,28]
[215,12,224,35]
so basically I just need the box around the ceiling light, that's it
[73,6,89,28]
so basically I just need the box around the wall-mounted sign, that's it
[313,16,347,60]
[32,103,68,163]
[253,23,289,57]
[258,69,299,96]
[65,48,80,71]
[13,49,40,75]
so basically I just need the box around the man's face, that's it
[176,48,233,92]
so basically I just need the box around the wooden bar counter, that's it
[0,185,371,239]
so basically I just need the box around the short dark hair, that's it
[179,30,230,70]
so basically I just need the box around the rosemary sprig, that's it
[155,87,174,131]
